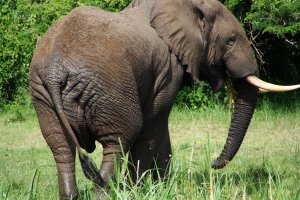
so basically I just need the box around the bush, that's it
[0,0,72,104]
[101,0,131,11]
[0,0,131,106]
[246,0,300,37]
[175,82,228,111]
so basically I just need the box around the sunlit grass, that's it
[0,104,299,199]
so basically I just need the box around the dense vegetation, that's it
[0,0,299,109]
[0,0,129,105]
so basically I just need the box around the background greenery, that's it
[0,0,299,109]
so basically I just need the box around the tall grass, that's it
[0,102,299,199]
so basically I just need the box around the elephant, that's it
[29,0,300,199]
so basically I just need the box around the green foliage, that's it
[102,0,131,11]
[219,0,300,37]
[0,0,71,104]
[0,0,130,106]
[221,0,252,21]
[175,82,227,111]
[0,91,34,123]
[246,0,300,37]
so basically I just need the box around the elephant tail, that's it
[44,69,103,187]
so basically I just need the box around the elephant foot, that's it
[93,183,110,200]
[59,193,78,200]
[57,173,78,200]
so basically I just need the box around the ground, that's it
[0,105,299,199]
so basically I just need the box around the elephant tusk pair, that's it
[245,75,300,93]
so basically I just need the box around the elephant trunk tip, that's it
[211,157,230,169]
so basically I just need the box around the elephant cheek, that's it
[225,53,259,80]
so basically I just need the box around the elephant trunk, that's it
[211,79,258,169]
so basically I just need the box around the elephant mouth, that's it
[211,79,224,92]
[203,68,225,92]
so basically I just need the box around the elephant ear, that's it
[150,0,216,82]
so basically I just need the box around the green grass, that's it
[0,104,300,199]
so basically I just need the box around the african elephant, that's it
[29,0,300,199]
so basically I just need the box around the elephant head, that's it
[151,0,300,168]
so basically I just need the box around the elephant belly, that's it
[61,71,143,153]
[84,92,143,152]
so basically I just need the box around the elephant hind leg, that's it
[92,144,127,199]
[32,98,78,199]
[94,123,143,196]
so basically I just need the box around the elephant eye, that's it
[228,34,236,46]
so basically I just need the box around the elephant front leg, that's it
[129,114,171,182]
[33,101,78,199]
[153,130,171,180]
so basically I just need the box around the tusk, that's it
[258,88,270,93]
[245,75,300,92]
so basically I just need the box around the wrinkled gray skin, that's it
[30,0,259,199]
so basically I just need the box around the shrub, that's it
[0,0,131,106]
[175,82,228,111]
[102,0,131,11]
[246,0,300,37]
[0,0,72,104]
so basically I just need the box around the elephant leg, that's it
[153,130,171,180]
[33,100,78,199]
[92,144,124,199]
[99,146,122,184]
[128,140,156,183]
[129,114,171,182]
